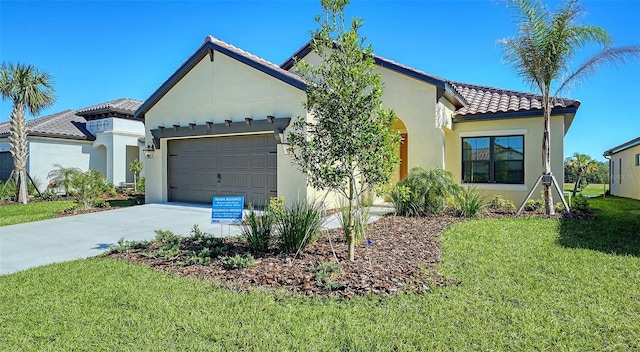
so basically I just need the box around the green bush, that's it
[40,189,59,201]
[450,186,485,218]
[241,208,275,251]
[554,202,565,213]
[268,196,286,221]
[277,200,324,253]
[136,176,146,193]
[109,237,152,254]
[220,253,255,269]
[153,229,182,259]
[572,194,591,211]
[524,198,544,211]
[69,169,108,210]
[0,180,16,201]
[488,195,516,211]
[47,164,82,196]
[188,225,229,257]
[391,168,460,216]
[337,204,370,246]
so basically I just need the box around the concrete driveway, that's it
[0,203,392,276]
[0,203,244,275]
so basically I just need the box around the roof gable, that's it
[135,36,307,120]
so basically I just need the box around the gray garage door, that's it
[0,152,13,181]
[168,134,277,206]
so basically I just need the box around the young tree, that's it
[566,153,598,196]
[47,163,82,195]
[129,159,143,193]
[289,0,400,261]
[0,63,56,204]
[501,0,639,215]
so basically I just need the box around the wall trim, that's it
[467,184,528,192]
[459,129,528,137]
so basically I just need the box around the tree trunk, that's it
[9,104,29,204]
[572,172,582,197]
[347,178,355,261]
[542,92,554,215]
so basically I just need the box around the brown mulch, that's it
[110,215,461,298]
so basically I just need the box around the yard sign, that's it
[211,196,244,224]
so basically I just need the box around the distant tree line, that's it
[564,157,609,185]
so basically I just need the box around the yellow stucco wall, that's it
[144,51,309,204]
[610,144,640,200]
[444,115,566,206]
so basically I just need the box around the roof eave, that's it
[452,107,579,122]
[603,136,640,156]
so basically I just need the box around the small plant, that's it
[241,208,275,251]
[268,196,286,220]
[47,164,82,196]
[488,195,516,211]
[136,176,145,193]
[93,198,109,208]
[69,169,108,210]
[391,168,460,216]
[572,194,591,211]
[188,225,229,257]
[524,198,544,211]
[153,229,182,259]
[309,262,345,290]
[41,189,59,201]
[277,200,324,253]
[183,248,215,265]
[109,237,152,254]
[129,159,143,193]
[220,253,255,269]
[554,202,565,213]
[105,182,117,197]
[450,186,485,218]
[337,203,370,246]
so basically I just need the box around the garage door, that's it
[167,134,277,206]
[0,152,13,181]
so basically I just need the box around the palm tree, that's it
[567,153,598,197]
[47,164,82,196]
[0,63,56,204]
[501,0,639,215]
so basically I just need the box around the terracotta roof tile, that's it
[77,98,143,115]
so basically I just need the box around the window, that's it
[462,135,524,184]
[636,154,640,166]
[620,158,622,184]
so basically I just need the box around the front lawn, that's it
[1,197,638,350]
[0,201,74,226]
[564,183,609,196]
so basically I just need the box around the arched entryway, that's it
[392,118,408,183]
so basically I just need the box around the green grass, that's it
[1,197,639,350]
[564,183,609,196]
[0,201,74,226]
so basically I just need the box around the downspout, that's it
[604,155,611,196]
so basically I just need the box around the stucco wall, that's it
[444,115,566,206]
[144,51,309,205]
[26,137,95,191]
[609,144,640,200]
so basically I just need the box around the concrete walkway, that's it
[0,203,393,275]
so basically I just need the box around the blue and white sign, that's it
[211,196,244,224]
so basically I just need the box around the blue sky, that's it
[1,0,638,161]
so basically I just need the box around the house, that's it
[135,36,580,207]
[603,136,640,200]
[0,98,144,191]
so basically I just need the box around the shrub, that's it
[309,262,344,290]
[391,168,460,216]
[337,204,370,246]
[105,182,117,197]
[268,196,286,220]
[554,202,565,213]
[0,180,14,201]
[40,189,59,201]
[220,253,255,269]
[153,229,182,259]
[47,164,82,196]
[524,198,544,211]
[450,186,485,218]
[277,200,324,253]
[109,237,152,254]
[188,225,229,257]
[488,195,516,211]
[136,176,146,193]
[241,208,275,251]
[572,194,591,211]
[69,169,108,210]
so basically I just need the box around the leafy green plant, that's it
[69,169,107,210]
[450,186,485,218]
[220,253,255,269]
[47,164,81,196]
[152,229,182,259]
[136,176,145,193]
[488,195,516,211]
[40,189,59,201]
[337,204,370,246]
[572,194,591,212]
[524,198,544,211]
[109,237,152,254]
[129,159,143,193]
[554,202,565,213]
[392,168,460,216]
[188,225,229,257]
[241,208,275,251]
[277,200,324,253]
[309,262,345,290]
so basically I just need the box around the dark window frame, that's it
[461,135,525,184]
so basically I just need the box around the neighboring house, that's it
[0,98,144,191]
[135,36,580,207]
[603,136,640,200]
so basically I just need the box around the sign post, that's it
[211,196,244,225]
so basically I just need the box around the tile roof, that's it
[77,98,143,116]
[135,36,306,119]
[452,82,580,117]
[280,40,581,118]
[0,98,143,141]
